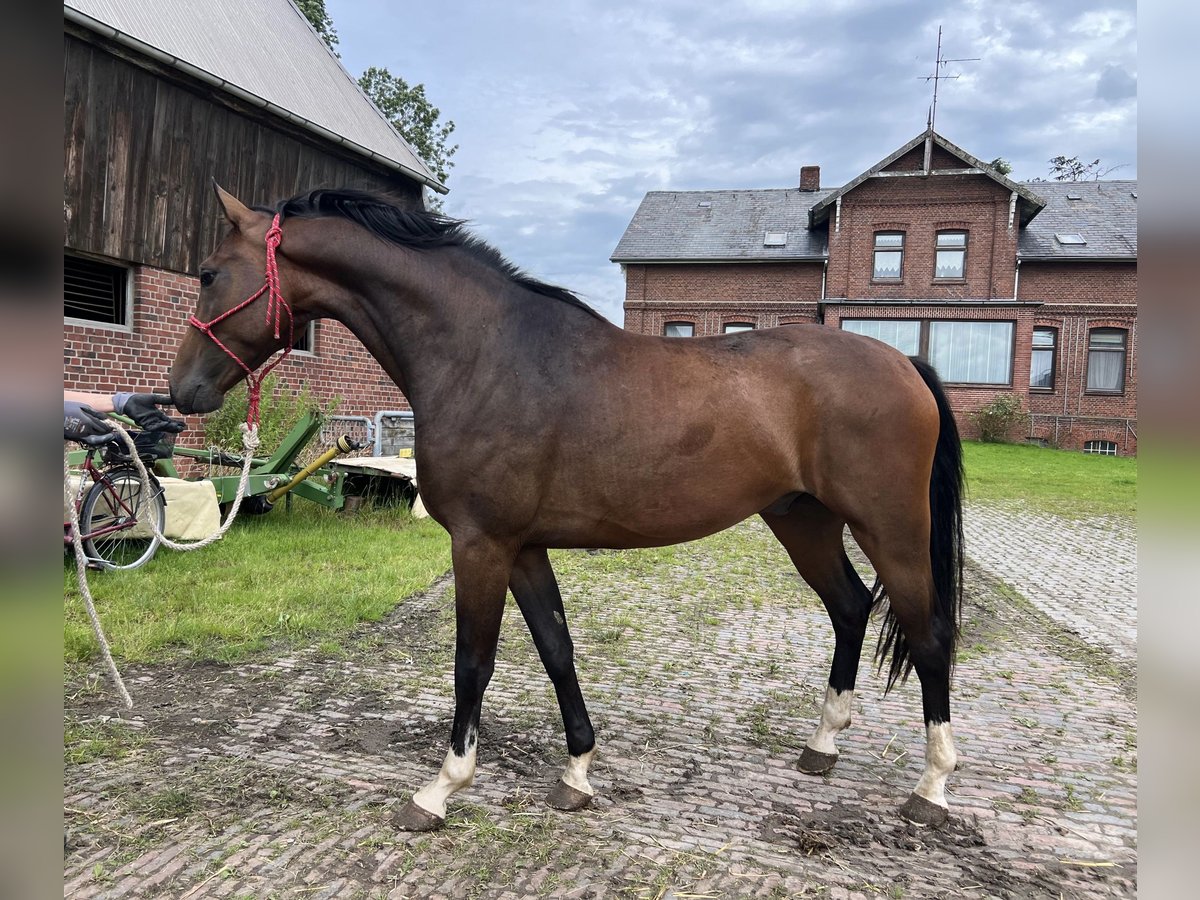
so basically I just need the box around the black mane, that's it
[270,189,603,320]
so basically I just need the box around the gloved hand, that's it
[64,401,114,440]
[113,393,186,433]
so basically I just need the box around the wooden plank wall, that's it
[64,32,424,274]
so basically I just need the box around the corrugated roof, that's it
[1016,180,1137,260]
[65,0,443,191]
[611,189,832,263]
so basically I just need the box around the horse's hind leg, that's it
[850,521,957,827]
[761,497,873,774]
[393,534,513,831]
[508,546,597,811]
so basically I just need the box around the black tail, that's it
[874,357,965,691]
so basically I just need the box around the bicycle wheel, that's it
[80,467,166,571]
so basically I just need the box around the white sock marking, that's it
[806,687,854,756]
[411,730,478,819]
[912,721,957,808]
[561,746,597,796]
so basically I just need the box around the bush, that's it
[202,374,340,453]
[971,394,1031,444]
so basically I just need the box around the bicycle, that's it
[64,425,177,570]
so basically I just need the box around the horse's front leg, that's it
[393,534,514,831]
[509,546,597,811]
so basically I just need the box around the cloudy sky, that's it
[327,0,1136,323]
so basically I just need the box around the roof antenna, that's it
[918,27,978,173]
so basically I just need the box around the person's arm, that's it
[64,390,116,413]
[63,390,184,433]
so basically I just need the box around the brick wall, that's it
[1018,260,1137,305]
[622,262,823,335]
[63,264,410,445]
[1019,262,1137,453]
[826,174,1018,302]
[819,301,1135,453]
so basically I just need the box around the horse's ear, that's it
[212,181,258,232]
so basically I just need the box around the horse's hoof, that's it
[546,779,593,811]
[898,792,949,828]
[392,799,445,832]
[797,746,839,775]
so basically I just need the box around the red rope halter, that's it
[187,214,294,426]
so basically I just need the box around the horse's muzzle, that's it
[169,377,226,415]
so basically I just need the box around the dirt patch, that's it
[760,804,1130,899]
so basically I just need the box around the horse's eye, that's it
[199,271,216,288]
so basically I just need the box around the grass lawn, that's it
[66,440,1134,669]
[962,440,1136,519]
[65,502,450,666]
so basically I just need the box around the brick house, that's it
[63,0,442,436]
[613,130,1138,455]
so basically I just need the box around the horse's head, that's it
[169,185,298,415]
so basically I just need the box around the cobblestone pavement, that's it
[963,504,1137,663]
[65,513,1137,899]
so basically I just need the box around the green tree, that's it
[296,4,458,200]
[296,0,338,55]
[988,157,1013,176]
[358,66,458,187]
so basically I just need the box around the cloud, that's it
[329,0,1136,323]
[1096,64,1137,102]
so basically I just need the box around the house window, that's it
[64,253,131,326]
[928,321,1014,385]
[293,321,316,353]
[664,322,694,338]
[1083,440,1118,456]
[841,319,1014,385]
[873,232,904,280]
[841,319,921,356]
[1030,327,1057,390]
[934,231,967,280]
[1086,328,1127,393]
[723,322,754,333]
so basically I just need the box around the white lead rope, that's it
[64,422,261,707]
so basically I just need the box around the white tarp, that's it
[160,477,221,539]
[328,456,426,518]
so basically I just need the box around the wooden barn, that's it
[63,0,442,433]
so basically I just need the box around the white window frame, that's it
[663,321,695,338]
[1083,440,1118,456]
[64,251,134,333]
[291,320,317,355]
[872,231,905,281]
[934,230,968,280]
[1085,328,1127,394]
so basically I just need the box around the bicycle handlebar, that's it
[67,419,186,448]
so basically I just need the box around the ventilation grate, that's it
[65,254,128,325]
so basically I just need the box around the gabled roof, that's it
[64,0,445,192]
[1017,181,1137,260]
[611,189,832,263]
[808,129,1045,227]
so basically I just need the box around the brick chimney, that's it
[799,165,820,191]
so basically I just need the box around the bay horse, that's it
[169,186,965,831]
